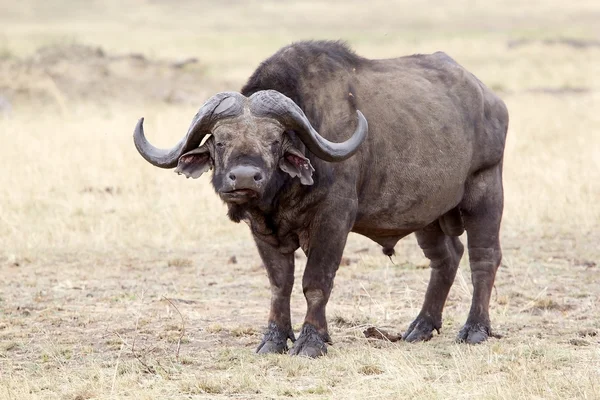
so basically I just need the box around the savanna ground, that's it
[1,0,599,398]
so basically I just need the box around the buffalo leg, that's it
[289,204,354,357]
[254,238,296,354]
[403,221,464,342]
[457,166,503,343]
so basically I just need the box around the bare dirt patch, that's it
[0,43,210,111]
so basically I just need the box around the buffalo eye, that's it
[271,139,280,153]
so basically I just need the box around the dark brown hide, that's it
[135,41,509,357]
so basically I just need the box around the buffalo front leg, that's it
[457,166,503,344]
[289,204,355,357]
[403,221,464,342]
[254,237,296,354]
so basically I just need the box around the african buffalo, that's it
[134,41,509,357]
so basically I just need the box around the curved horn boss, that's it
[249,90,368,162]
[133,92,245,168]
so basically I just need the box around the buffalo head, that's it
[133,90,367,205]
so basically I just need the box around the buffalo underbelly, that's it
[353,182,465,232]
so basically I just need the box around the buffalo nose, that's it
[227,165,264,187]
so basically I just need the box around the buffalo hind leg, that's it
[403,221,464,342]
[254,237,296,354]
[457,165,503,343]
[289,202,354,357]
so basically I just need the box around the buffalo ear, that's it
[175,145,212,179]
[279,147,315,185]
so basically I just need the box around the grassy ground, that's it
[1,1,599,399]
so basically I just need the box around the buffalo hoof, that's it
[288,324,329,358]
[402,314,440,342]
[256,323,295,354]
[456,322,490,344]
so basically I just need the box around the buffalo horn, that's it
[249,90,368,162]
[133,92,245,168]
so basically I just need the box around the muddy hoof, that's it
[456,322,490,344]
[288,324,329,358]
[256,323,295,354]
[402,314,440,342]
[257,340,287,354]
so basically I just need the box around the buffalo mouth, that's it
[219,189,259,204]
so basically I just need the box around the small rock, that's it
[363,327,401,342]
[575,260,596,268]
[0,95,11,116]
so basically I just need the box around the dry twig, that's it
[162,296,186,362]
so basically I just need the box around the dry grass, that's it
[1,1,600,399]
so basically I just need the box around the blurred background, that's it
[1,0,598,256]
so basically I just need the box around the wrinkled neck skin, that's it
[220,146,330,254]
